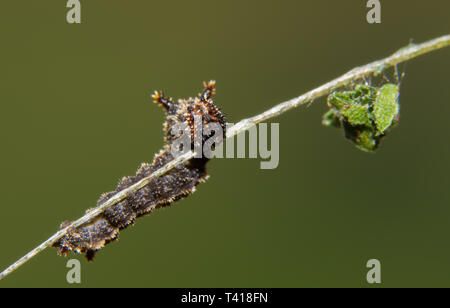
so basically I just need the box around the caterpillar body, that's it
[52,81,226,261]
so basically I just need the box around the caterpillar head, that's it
[152,81,226,152]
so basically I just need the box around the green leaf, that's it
[322,109,341,128]
[373,83,400,134]
[327,92,351,109]
[354,128,378,152]
[341,104,371,126]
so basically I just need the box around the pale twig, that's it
[1,34,449,281]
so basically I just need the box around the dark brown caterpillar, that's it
[52,81,226,261]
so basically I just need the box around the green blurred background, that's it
[0,0,449,288]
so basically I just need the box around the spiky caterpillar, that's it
[52,81,226,261]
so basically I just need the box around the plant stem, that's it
[1,34,449,281]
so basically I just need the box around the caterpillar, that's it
[52,81,226,261]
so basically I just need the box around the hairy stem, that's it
[1,34,449,281]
